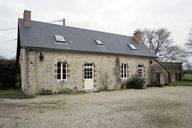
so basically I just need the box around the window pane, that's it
[62,63,67,80]
[138,68,142,77]
[57,73,61,79]
[124,73,126,78]
[121,64,128,79]
[63,73,66,79]
[63,68,66,73]
[57,68,61,73]
[57,62,61,67]
[57,62,61,80]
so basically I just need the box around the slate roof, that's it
[18,19,157,58]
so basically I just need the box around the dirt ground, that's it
[0,86,192,128]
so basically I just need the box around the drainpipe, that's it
[24,48,29,95]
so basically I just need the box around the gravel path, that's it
[0,86,192,128]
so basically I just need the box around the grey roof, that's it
[18,19,157,58]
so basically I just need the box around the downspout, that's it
[25,48,30,95]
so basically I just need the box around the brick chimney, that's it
[133,31,142,43]
[23,10,31,27]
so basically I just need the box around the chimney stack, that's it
[133,31,142,43]
[63,18,65,26]
[23,10,31,27]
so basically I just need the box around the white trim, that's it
[84,63,94,90]
[121,64,128,79]
[57,62,67,81]
[54,35,66,43]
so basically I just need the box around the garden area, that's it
[169,71,192,86]
[0,57,31,98]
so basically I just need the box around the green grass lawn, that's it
[169,81,192,86]
[0,89,34,99]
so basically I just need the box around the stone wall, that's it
[160,62,182,82]
[20,48,151,95]
[149,61,169,85]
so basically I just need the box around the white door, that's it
[84,63,94,90]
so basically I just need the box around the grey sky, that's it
[0,0,192,60]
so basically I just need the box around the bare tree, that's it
[142,28,186,62]
[142,28,172,54]
[185,28,192,55]
[184,62,192,70]
[159,45,187,62]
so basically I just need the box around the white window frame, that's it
[137,67,143,78]
[95,40,103,45]
[121,64,128,79]
[57,62,67,81]
[84,63,93,79]
[54,35,66,43]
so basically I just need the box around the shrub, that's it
[0,57,18,89]
[182,74,192,81]
[127,75,145,89]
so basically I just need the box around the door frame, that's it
[84,63,94,90]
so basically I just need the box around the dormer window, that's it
[128,44,137,50]
[54,35,66,43]
[95,40,103,45]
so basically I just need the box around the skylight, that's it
[128,44,137,50]
[54,35,66,43]
[95,40,103,45]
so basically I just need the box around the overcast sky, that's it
[0,0,192,60]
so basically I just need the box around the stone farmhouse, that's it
[17,10,169,95]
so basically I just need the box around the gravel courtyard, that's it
[0,86,192,128]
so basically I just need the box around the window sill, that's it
[57,79,67,82]
[121,78,128,81]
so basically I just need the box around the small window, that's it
[128,44,137,50]
[54,35,66,43]
[57,62,67,81]
[138,68,142,77]
[95,40,103,45]
[121,64,128,79]
[137,66,143,78]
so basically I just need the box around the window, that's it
[137,65,144,78]
[121,64,128,79]
[84,63,93,79]
[57,62,67,81]
[95,40,103,45]
[138,68,143,77]
[128,44,137,50]
[54,35,66,43]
